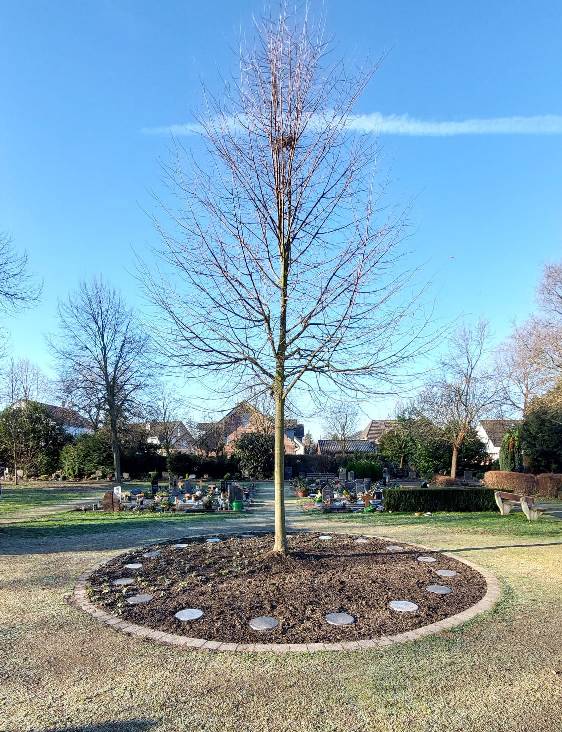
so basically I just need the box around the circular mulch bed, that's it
[86,532,488,645]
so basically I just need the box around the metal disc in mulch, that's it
[325,612,355,626]
[86,533,487,645]
[426,584,453,595]
[249,616,278,631]
[112,578,134,586]
[126,594,154,605]
[175,608,204,621]
[389,600,419,612]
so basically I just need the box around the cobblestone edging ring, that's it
[71,533,501,653]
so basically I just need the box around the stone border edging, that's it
[71,532,501,653]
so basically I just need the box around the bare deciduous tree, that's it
[322,401,359,453]
[1,358,52,406]
[50,278,153,481]
[146,9,433,552]
[538,261,562,320]
[496,320,555,416]
[145,387,194,463]
[418,321,500,479]
[0,233,42,314]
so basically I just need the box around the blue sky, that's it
[1,0,561,434]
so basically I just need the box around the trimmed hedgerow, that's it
[384,487,497,513]
[483,471,537,494]
[432,475,457,487]
[536,473,562,498]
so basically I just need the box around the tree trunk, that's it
[450,445,459,480]
[110,421,122,482]
[273,388,287,554]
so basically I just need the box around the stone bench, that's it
[494,491,546,521]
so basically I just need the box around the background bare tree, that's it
[322,401,359,453]
[418,320,500,479]
[0,233,42,361]
[147,8,432,552]
[1,357,52,406]
[0,233,42,315]
[533,261,562,377]
[538,261,562,320]
[51,277,153,481]
[146,386,193,463]
[495,320,555,416]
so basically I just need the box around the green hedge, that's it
[384,487,497,513]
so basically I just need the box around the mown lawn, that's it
[299,507,562,538]
[1,512,561,732]
[0,508,244,540]
[0,484,107,516]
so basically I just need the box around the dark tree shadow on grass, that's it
[0,514,272,555]
[45,721,157,732]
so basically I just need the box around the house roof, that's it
[317,439,376,455]
[37,402,90,429]
[361,420,398,444]
[478,419,521,448]
[198,402,303,435]
[129,421,194,444]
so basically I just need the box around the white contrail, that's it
[142,113,562,137]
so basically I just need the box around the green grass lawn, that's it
[0,506,244,541]
[0,485,107,516]
[1,500,561,731]
[299,507,562,538]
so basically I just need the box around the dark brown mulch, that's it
[87,532,487,644]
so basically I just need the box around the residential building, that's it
[13,400,92,436]
[360,419,398,446]
[477,419,521,461]
[197,402,305,455]
[138,421,195,454]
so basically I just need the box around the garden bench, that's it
[494,491,545,521]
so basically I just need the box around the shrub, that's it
[536,473,562,498]
[483,471,537,494]
[384,487,497,513]
[499,427,522,472]
[344,457,383,481]
[432,475,457,487]
[233,433,274,478]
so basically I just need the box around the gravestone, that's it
[408,470,417,479]
[322,483,334,504]
[102,490,120,512]
[347,470,355,482]
[230,483,243,503]
[463,470,473,481]
[338,467,347,482]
